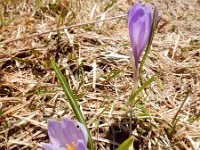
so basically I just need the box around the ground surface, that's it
[0,0,200,150]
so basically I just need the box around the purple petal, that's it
[131,8,145,45]
[43,143,65,150]
[47,119,67,147]
[137,13,150,52]
[144,3,153,27]
[138,20,146,56]
[142,3,153,48]
[131,19,145,69]
[129,8,145,68]
[128,2,142,26]
[129,19,138,68]
[61,118,82,144]
[140,14,152,53]
[145,3,159,25]
[156,4,159,23]
[76,140,87,150]
[77,122,88,144]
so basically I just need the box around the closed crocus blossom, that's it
[128,2,157,70]
[43,117,88,150]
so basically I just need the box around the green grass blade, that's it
[51,61,94,150]
[116,136,134,150]
[172,92,189,126]
[139,7,157,79]
[127,76,156,105]
[169,92,190,137]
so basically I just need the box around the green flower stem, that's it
[51,61,94,150]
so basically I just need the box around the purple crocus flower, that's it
[43,117,88,150]
[128,2,158,70]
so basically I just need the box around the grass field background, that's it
[0,0,200,149]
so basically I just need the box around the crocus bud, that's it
[128,2,157,70]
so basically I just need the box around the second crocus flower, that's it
[43,117,88,150]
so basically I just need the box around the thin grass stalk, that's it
[171,92,189,125]
[170,92,190,137]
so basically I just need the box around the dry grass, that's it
[0,0,200,149]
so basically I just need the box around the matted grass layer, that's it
[0,0,200,149]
